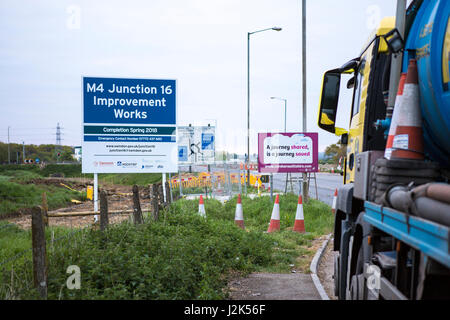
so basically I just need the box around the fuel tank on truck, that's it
[402,0,450,167]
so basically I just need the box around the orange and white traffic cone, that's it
[198,195,206,217]
[234,194,244,229]
[331,188,338,215]
[267,194,280,233]
[293,195,306,233]
[391,59,424,160]
[385,73,407,159]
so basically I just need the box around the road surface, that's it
[271,172,343,206]
[183,172,343,206]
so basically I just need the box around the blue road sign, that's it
[178,146,188,161]
[82,76,177,173]
[83,77,176,125]
[201,133,214,150]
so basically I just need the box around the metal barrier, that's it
[170,162,265,200]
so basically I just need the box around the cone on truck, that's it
[332,188,338,215]
[391,59,424,160]
[234,194,244,229]
[293,195,306,233]
[198,195,206,217]
[267,194,280,233]
[385,73,407,159]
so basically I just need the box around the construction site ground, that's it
[4,178,150,229]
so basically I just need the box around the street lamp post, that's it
[301,0,308,201]
[247,26,282,189]
[271,97,292,193]
[270,96,289,194]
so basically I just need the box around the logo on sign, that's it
[121,162,137,168]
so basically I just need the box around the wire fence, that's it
[0,181,162,300]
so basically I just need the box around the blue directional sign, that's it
[178,146,188,161]
[82,76,177,173]
[201,133,214,150]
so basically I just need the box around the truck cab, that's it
[318,17,394,185]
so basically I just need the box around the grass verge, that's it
[0,194,333,299]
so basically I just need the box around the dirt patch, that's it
[317,238,337,300]
[5,182,153,230]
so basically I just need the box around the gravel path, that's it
[228,273,321,300]
[227,236,330,300]
[317,238,337,300]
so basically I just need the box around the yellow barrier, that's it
[86,186,93,200]
[168,172,262,189]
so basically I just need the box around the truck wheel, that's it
[333,253,340,297]
[350,246,367,300]
[350,274,365,300]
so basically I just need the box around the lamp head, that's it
[272,27,282,31]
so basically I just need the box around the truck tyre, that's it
[334,253,340,297]
[350,274,365,300]
[350,246,367,300]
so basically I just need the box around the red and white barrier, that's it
[234,194,244,229]
[391,59,424,160]
[332,188,338,215]
[198,195,206,217]
[267,194,280,233]
[385,73,407,159]
[293,195,306,233]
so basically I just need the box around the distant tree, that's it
[324,141,347,164]
[0,142,76,164]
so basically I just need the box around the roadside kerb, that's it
[310,233,332,300]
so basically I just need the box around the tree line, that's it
[0,142,75,164]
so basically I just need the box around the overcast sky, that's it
[0,0,399,154]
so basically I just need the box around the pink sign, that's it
[258,132,318,173]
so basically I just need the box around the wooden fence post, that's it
[150,184,159,221]
[100,190,109,231]
[132,185,143,224]
[165,181,171,205]
[158,183,164,207]
[42,192,49,227]
[31,206,47,299]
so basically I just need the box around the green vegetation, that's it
[98,173,163,186]
[0,178,86,217]
[324,141,346,165]
[0,165,163,216]
[0,195,333,300]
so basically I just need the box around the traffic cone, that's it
[234,194,244,229]
[267,194,280,233]
[331,188,338,215]
[293,195,306,233]
[385,72,407,159]
[198,195,206,217]
[391,59,424,160]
